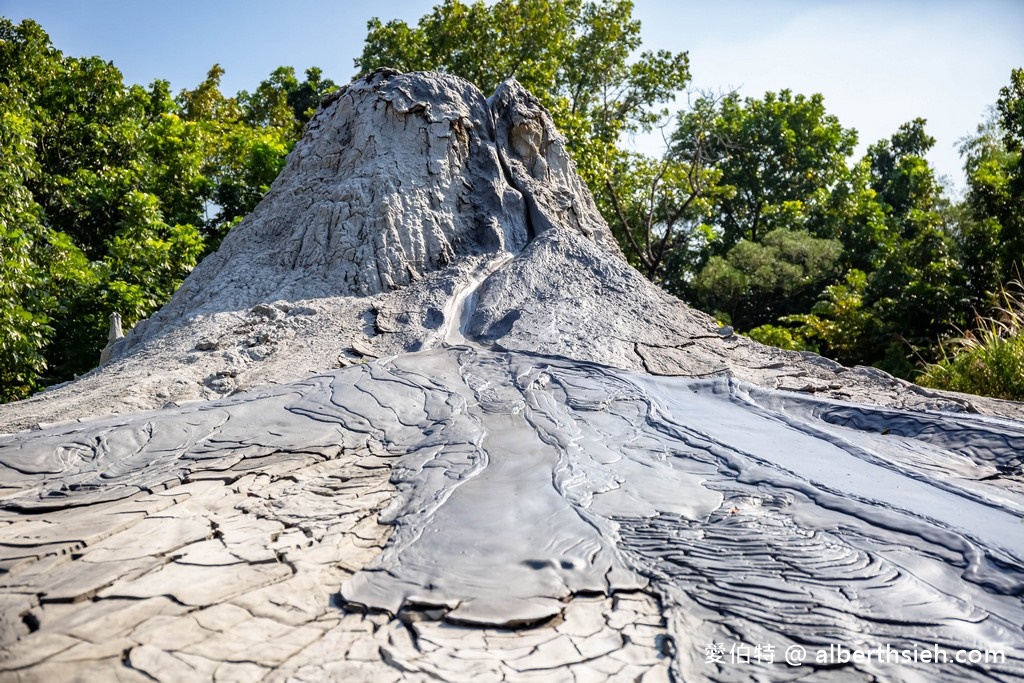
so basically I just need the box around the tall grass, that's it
[918,282,1024,401]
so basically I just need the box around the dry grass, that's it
[918,281,1024,400]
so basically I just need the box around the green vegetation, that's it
[2,3,1023,401]
[691,228,844,330]
[0,18,333,400]
[919,283,1024,400]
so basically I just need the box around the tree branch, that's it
[605,179,651,270]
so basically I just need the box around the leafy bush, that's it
[746,324,809,351]
[784,269,880,367]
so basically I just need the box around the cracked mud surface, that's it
[4,347,1023,681]
[2,70,1024,681]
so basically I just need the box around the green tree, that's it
[0,18,329,399]
[101,191,206,323]
[914,70,1024,397]
[0,214,52,402]
[684,89,858,251]
[956,112,1012,305]
[240,66,337,134]
[782,269,878,366]
[956,70,1024,306]
[601,147,726,282]
[139,88,211,229]
[180,65,299,238]
[865,119,939,222]
[691,228,843,329]
[28,55,155,257]
[1,18,71,398]
[863,120,966,370]
[826,159,890,273]
[673,89,862,339]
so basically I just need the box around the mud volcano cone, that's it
[1,71,1023,682]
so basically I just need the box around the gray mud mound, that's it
[2,70,1023,682]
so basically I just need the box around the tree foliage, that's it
[956,70,1024,307]
[0,18,323,399]
[685,90,857,250]
[692,228,843,329]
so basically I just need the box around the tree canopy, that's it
[0,18,328,400]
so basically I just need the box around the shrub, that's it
[746,324,810,351]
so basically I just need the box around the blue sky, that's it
[3,0,1022,189]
